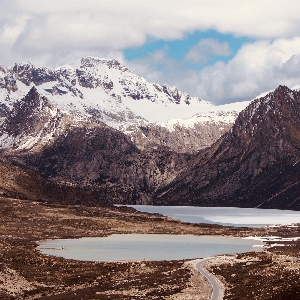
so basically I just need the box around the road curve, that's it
[194,258,224,300]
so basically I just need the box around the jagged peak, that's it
[11,62,55,75]
[54,65,76,82]
[80,56,129,72]
[244,85,298,116]
[55,64,75,72]
[274,84,291,92]
[28,85,38,93]
[230,84,300,144]
[12,61,34,69]
[273,84,291,93]
[21,86,40,103]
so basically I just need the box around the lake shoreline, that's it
[126,205,300,227]
[38,234,264,262]
[0,197,299,299]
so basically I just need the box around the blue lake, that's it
[127,206,300,227]
[38,234,262,262]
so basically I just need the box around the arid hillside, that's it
[155,86,300,210]
[0,160,99,206]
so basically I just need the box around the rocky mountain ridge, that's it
[1,57,300,210]
[0,57,246,154]
[154,86,300,210]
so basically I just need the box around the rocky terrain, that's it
[0,86,192,204]
[155,86,300,210]
[0,197,255,299]
[206,248,300,300]
[124,110,236,154]
[0,57,239,154]
[0,56,249,206]
[0,160,100,206]
[22,124,191,204]
[0,196,299,299]
[1,57,300,209]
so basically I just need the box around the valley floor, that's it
[0,197,299,299]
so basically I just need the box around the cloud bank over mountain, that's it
[1,0,300,104]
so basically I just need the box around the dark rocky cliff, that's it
[154,86,300,210]
[15,125,191,205]
[1,78,300,209]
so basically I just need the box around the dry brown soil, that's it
[0,197,299,299]
[205,245,300,300]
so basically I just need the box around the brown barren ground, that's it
[205,246,300,300]
[0,197,299,299]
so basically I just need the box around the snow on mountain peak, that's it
[292,84,300,91]
[5,57,299,155]
[80,57,129,73]
[0,56,254,138]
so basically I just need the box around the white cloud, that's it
[0,14,30,64]
[185,39,231,63]
[181,38,300,103]
[0,15,29,46]
[126,50,179,84]
[1,1,300,104]
[126,38,300,104]
[0,0,300,67]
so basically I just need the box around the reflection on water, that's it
[38,234,262,261]
[127,206,300,227]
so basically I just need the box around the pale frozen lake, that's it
[38,234,262,261]
[127,206,300,227]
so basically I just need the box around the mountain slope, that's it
[1,86,191,203]
[16,125,191,204]
[154,86,300,210]
[0,86,104,155]
[0,57,247,154]
[0,160,100,206]
[1,57,300,209]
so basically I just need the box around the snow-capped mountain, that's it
[0,57,248,153]
[1,56,214,124]
[2,57,300,209]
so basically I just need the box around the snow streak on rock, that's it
[0,57,248,153]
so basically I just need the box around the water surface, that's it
[39,234,262,261]
[127,206,300,227]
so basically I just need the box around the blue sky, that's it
[1,0,300,104]
[124,30,254,70]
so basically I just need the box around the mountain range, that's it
[155,86,300,210]
[0,57,299,210]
